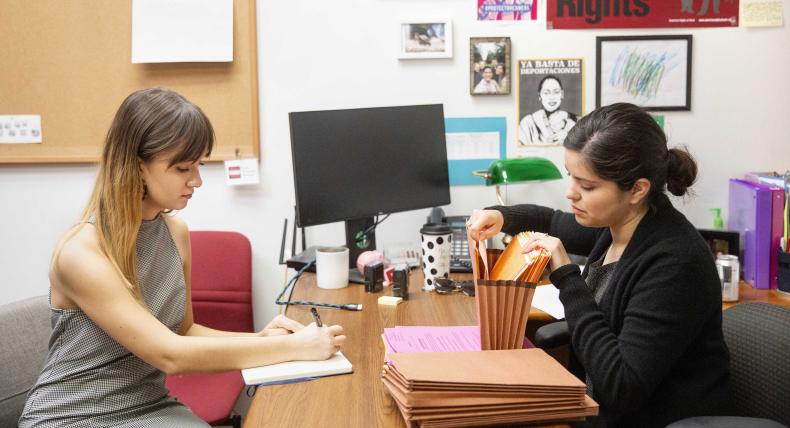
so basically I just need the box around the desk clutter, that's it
[378,237,598,427]
[381,349,598,427]
[470,233,551,350]
[378,295,404,306]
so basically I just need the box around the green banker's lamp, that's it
[473,157,563,206]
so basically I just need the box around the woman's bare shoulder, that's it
[162,215,191,262]
[50,223,111,307]
[163,215,189,239]
[51,224,108,280]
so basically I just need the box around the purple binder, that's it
[742,177,785,289]
[728,179,772,289]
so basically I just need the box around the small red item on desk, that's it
[384,266,395,284]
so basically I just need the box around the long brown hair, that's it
[59,88,214,301]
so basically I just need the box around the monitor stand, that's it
[345,216,377,280]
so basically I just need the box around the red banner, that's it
[547,0,739,29]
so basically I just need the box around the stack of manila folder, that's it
[471,232,552,350]
[381,348,598,427]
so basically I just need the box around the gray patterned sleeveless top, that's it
[19,216,209,427]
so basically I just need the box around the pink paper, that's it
[383,326,481,353]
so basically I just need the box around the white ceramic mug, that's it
[316,246,350,289]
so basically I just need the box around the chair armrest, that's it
[666,416,788,428]
[534,321,569,349]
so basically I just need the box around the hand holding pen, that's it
[310,307,323,327]
[290,307,347,361]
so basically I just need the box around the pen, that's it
[310,307,323,327]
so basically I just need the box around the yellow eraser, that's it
[378,296,403,306]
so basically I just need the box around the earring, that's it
[142,183,148,200]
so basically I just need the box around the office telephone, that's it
[445,216,473,273]
[426,208,472,273]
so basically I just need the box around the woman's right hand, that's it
[289,323,346,361]
[466,209,504,241]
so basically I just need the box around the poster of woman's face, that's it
[517,58,584,146]
[469,37,511,95]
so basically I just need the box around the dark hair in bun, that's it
[563,103,697,205]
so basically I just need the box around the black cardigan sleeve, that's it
[550,252,717,414]
[487,204,602,256]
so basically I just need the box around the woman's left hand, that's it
[522,233,572,271]
[259,314,305,337]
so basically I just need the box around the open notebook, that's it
[241,351,353,385]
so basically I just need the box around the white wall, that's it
[1,0,788,329]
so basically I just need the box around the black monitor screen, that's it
[289,104,450,227]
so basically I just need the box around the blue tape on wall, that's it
[445,117,507,186]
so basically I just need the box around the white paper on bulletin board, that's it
[0,115,42,144]
[132,0,234,63]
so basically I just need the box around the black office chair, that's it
[536,302,790,428]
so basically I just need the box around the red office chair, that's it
[166,231,254,428]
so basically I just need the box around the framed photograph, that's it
[469,37,511,95]
[398,20,453,59]
[517,58,584,146]
[596,35,692,111]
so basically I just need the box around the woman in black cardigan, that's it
[467,103,732,427]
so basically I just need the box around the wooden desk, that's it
[723,281,790,310]
[243,270,565,428]
[243,275,790,427]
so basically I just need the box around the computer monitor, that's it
[289,104,451,267]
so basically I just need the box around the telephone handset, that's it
[426,208,472,272]
[445,216,473,273]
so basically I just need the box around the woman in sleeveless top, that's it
[468,103,732,427]
[19,88,347,427]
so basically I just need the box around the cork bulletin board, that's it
[0,0,259,163]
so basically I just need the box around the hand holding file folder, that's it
[489,232,552,282]
[469,232,552,350]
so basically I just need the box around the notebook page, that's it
[241,351,352,385]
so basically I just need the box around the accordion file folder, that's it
[728,179,775,289]
[470,236,548,350]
